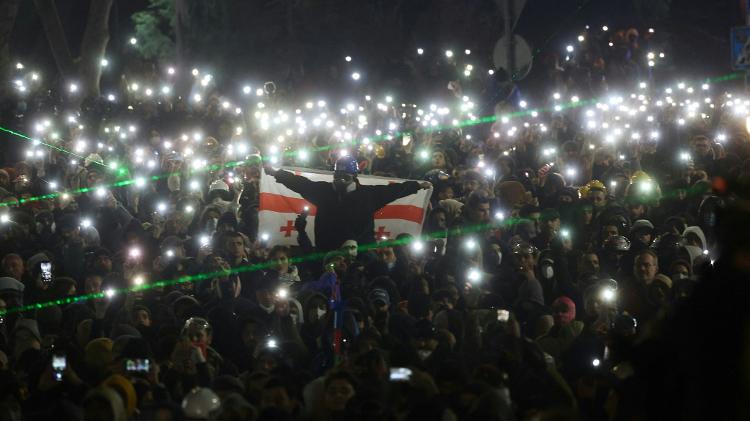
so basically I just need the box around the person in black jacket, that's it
[264,156,431,252]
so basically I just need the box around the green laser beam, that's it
[0,218,521,316]
[0,167,717,318]
[0,72,741,210]
[0,163,715,318]
[0,126,106,168]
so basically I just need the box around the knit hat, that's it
[83,386,126,421]
[102,374,137,417]
[0,276,23,292]
[631,219,655,234]
[551,296,576,326]
[13,318,41,343]
[653,274,673,289]
[85,338,114,370]
[367,288,390,307]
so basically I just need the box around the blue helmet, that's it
[334,156,359,175]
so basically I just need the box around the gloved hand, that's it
[294,212,307,232]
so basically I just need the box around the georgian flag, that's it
[259,167,432,246]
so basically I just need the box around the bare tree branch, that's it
[0,0,20,96]
[79,0,114,99]
[33,0,75,79]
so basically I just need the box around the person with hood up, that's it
[264,156,431,251]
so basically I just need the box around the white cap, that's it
[181,387,220,419]
[208,179,229,192]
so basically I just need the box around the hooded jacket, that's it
[270,169,421,251]
[683,226,707,250]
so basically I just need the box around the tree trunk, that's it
[33,0,75,79]
[79,0,114,100]
[173,0,191,94]
[0,0,20,97]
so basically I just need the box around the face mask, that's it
[290,313,299,325]
[417,349,433,361]
[316,307,327,319]
[206,217,218,232]
[543,265,554,279]
[345,246,357,258]
[386,261,396,270]
[334,180,356,193]
[672,273,688,281]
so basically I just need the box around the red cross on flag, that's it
[259,167,432,246]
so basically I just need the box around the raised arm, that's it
[264,166,320,203]
[369,180,432,210]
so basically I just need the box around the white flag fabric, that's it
[259,167,432,247]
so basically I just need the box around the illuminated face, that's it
[438,186,454,200]
[514,252,536,272]
[634,253,658,284]
[431,152,446,168]
[470,202,491,223]
[545,218,561,234]
[603,225,619,239]
[431,211,447,230]
[580,253,600,275]
[84,275,103,294]
[225,236,246,258]
[629,204,645,219]
[2,255,24,281]
[324,379,355,412]
[691,138,711,157]
[637,231,653,245]
[590,190,606,208]
[377,247,396,264]
[463,179,480,194]
[186,325,210,345]
[672,263,690,279]
[270,252,289,273]
[134,309,151,327]
[94,255,113,274]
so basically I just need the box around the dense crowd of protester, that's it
[0,24,749,421]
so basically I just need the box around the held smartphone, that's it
[125,358,150,373]
[389,367,412,382]
[52,354,66,381]
[497,309,510,322]
[41,261,52,283]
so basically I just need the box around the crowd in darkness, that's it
[0,24,749,421]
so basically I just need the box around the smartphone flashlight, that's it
[389,367,412,381]
[52,354,66,381]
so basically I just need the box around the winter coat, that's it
[271,170,421,251]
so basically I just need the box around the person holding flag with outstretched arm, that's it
[264,156,432,252]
